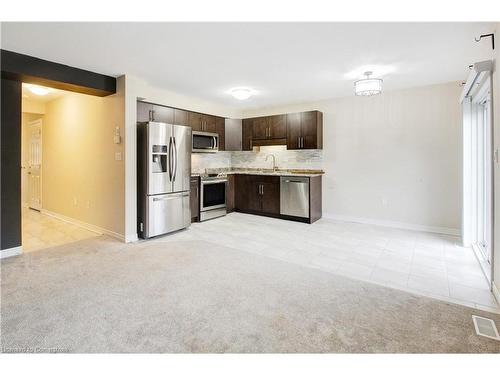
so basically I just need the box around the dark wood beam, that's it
[1,78,22,250]
[1,49,116,96]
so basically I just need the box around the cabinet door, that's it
[242,119,254,151]
[226,174,235,212]
[301,111,318,149]
[260,177,280,215]
[216,116,225,151]
[151,105,174,123]
[252,117,269,140]
[174,109,189,126]
[188,112,203,131]
[269,114,286,139]
[190,177,199,221]
[235,175,261,212]
[203,115,217,133]
[286,112,302,150]
[137,102,153,122]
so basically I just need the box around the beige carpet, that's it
[1,235,499,353]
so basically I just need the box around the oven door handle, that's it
[201,179,228,185]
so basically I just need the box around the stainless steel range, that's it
[200,173,227,221]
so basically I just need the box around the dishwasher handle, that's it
[283,179,308,183]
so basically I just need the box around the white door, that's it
[28,119,42,211]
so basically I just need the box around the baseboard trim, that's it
[493,282,500,305]
[41,209,125,242]
[125,233,139,243]
[323,214,461,236]
[0,246,23,259]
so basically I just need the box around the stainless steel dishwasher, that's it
[280,176,309,218]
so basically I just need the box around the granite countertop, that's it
[191,168,324,178]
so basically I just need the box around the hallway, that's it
[22,208,100,252]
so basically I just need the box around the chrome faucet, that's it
[266,154,277,172]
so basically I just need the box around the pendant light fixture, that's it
[354,71,383,96]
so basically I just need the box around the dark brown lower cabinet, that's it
[190,176,200,222]
[234,175,280,216]
[226,174,235,212]
[234,174,322,223]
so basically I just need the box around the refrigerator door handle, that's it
[168,136,173,181]
[153,192,189,201]
[172,136,178,182]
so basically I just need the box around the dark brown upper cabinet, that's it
[188,112,217,133]
[203,115,217,133]
[173,108,189,126]
[137,102,175,123]
[242,118,254,151]
[241,111,321,150]
[286,110,323,150]
[251,115,287,144]
[137,101,226,148]
[252,117,268,140]
[269,114,286,139]
[151,105,174,123]
[188,112,203,131]
[137,101,152,122]
[216,116,225,151]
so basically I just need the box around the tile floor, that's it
[22,208,99,253]
[154,212,499,313]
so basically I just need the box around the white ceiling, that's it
[2,22,496,109]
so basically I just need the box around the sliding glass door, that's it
[469,84,492,270]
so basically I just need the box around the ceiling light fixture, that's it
[354,71,383,96]
[28,84,51,96]
[229,87,255,100]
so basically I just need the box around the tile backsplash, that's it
[191,146,323,173]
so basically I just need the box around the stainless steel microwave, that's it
[192,131,218,153]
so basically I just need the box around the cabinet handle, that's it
[261,184,264,195]
[297,137,300,148]
[151,110,155,121]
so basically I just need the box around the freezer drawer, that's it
[280,177,309,218]
[146,191,190,237]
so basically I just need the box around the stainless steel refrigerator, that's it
[137,121,192,238]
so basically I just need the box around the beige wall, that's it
[40,86,125,238]
[242,82,463,233]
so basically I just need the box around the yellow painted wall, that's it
[41,88,125,238]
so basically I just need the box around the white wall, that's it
[242,82,463,233]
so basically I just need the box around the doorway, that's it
[21,83,100,253]
[27,118,42,211]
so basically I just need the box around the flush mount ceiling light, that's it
[354,71,383,96]
[229,87,255,100]
[27,84,51,96]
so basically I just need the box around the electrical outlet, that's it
[73,197,78,206]
[86,200,91,209]
[115,152,122,161]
